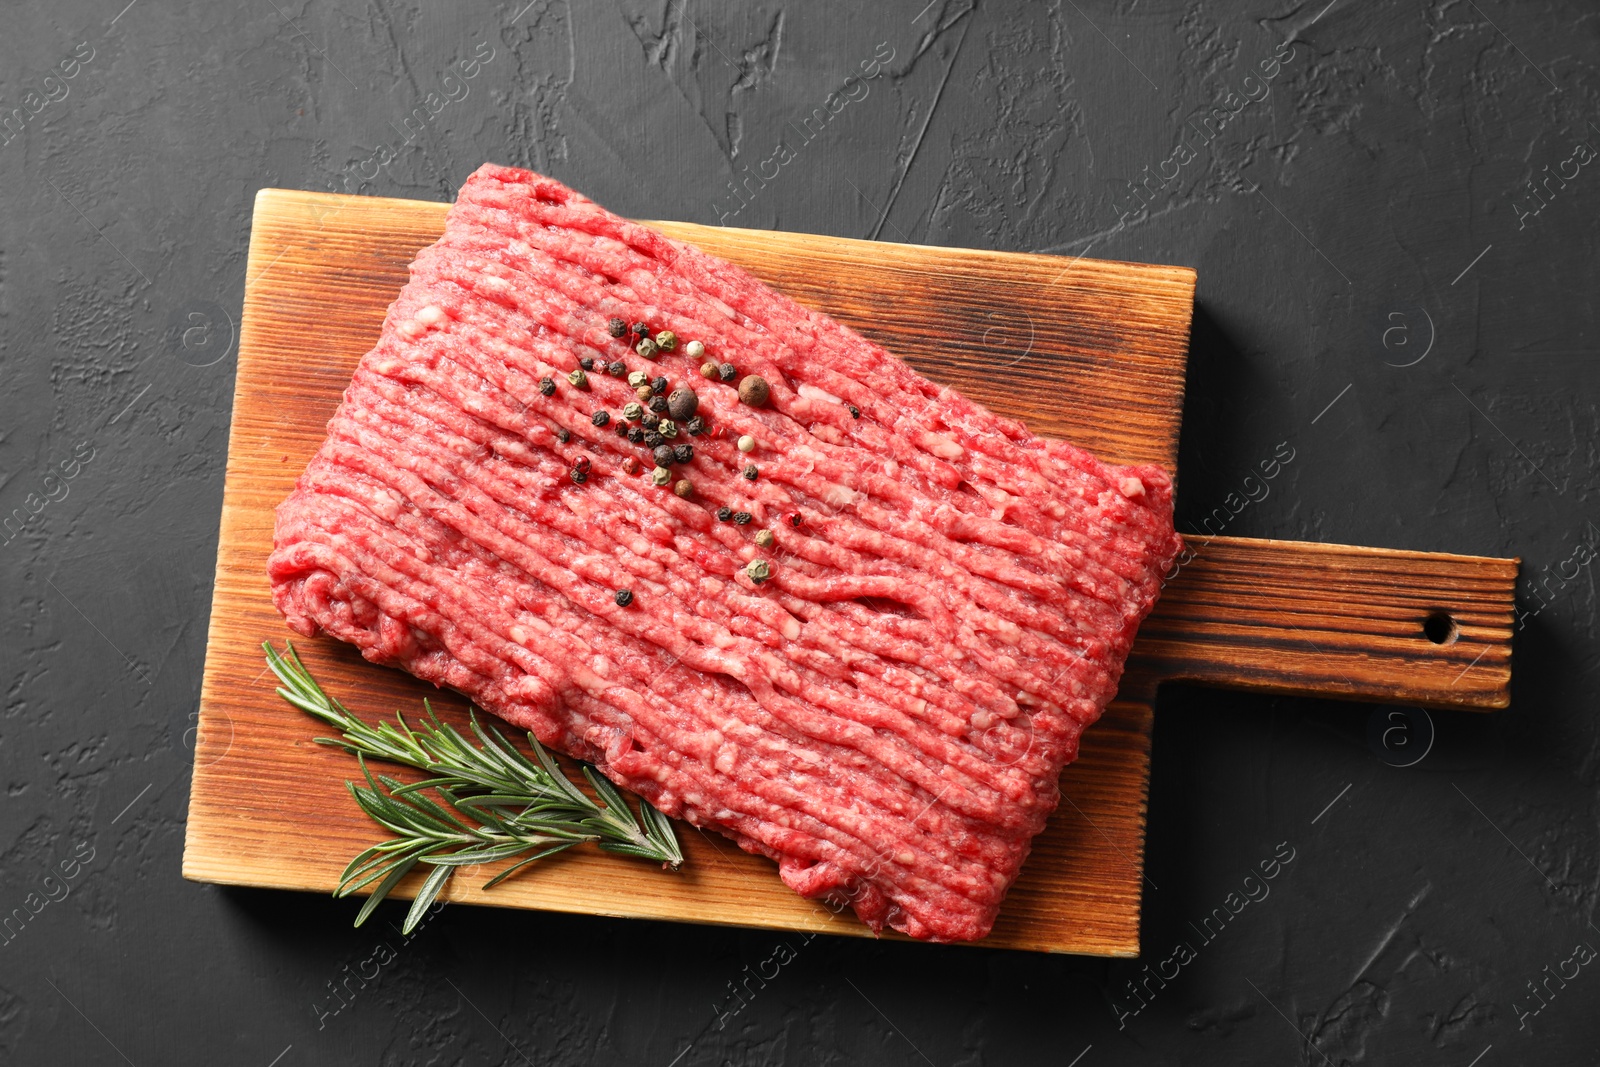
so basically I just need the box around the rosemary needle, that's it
[264,641,683,933]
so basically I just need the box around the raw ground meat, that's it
[269,163,1182,942]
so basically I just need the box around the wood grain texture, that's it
[183,189,1514,957]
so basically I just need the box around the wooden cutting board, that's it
[182,190,1517,956]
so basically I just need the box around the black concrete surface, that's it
[2,1,1597,1063]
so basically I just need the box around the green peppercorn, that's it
[738,375,770,407]
[607,361,626,377]
[623,401,644,421]
[673,443,693,464]
[701,361,719,380]
[717,506,733,522]
[656,330,677,351]
[614,588,633,606]
[743,464,759,481]
[733,511,752,526]
[592,411,610,427]
[567,367,589,389]
[628,370,649,388]
[608,317,627,338]
[636,338,659,360]
[718,363,737,383]
[579,356,594,371]
[685,340,706,359]
[674,478,694,498]
[745,559,770,583]
[755,529,775,548]
[657,419,678,439]
[651,466,672,487]
[539,377,556,396]
[555,427,571,444]
[737,435,755,453]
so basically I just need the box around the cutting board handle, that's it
[1128,536,1517,710]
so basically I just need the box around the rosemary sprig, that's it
[264,641,682,932]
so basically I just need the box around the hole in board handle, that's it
[1422,611,1460,645]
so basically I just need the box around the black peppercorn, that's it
[592,411,610,427]
[742,464,758,481]
[627,428,645,444]
[733,511,752,525]
[650,376,668,395]
[579,356,594,371]
[539,377,556,397]
[615,422,629,436]
[570,467,588,484]
[640,412,659,430]
[614,588,633,606]
[644,431,664,448]
[648,396,668,414]
[718,362,737,383]
[607,317,627,338]
[555,427,570,444]
[685,416,705,436]
[653,444,675,468]
[673,443,693,464]
[608,361,626,377]
[631,321,649,338]
[848,404,860,418]
[716,506,733,522]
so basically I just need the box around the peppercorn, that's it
[555,427,571,444]
[636,338,659,360]
[738,375,770,407]
[673,443,693,464]
[628,370,649,388]
[743,464,759,481]
[648,396,668,414]
[700,361,719,380]
[579,356,594,371]
[745,559,770,583]
[614,422,629,437]
[650,376,668,395]
[614,588,633,606]
[650,466,672,486]
[685,340,706,359]
[717,506,733,522]
[539,377,556,397]
[658,419,678,439]
[653,444,675,467]
[718,362,737,383]
[573,456,591,474]
[631,321,649,338]
[755,529,775,548]
[627,428,645,444]
[737,435,755,453]
[787,512,803,527]
[640,412,660,430]
[636,385,654,401]
[644,431,664,448]
[608,361,626,377]
[848,404,860,418]
[567,368,589,389]
[686,416,706,436]
[623,401,644,421]
[591,410,610,427]
[733,511,752,526]
[655,330,677,351]
[608,317,627,338]
[570,467,588,484]
[674,478,694,498]
[665,388,697,420]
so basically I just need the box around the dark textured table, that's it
[2,2,1596,1063]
